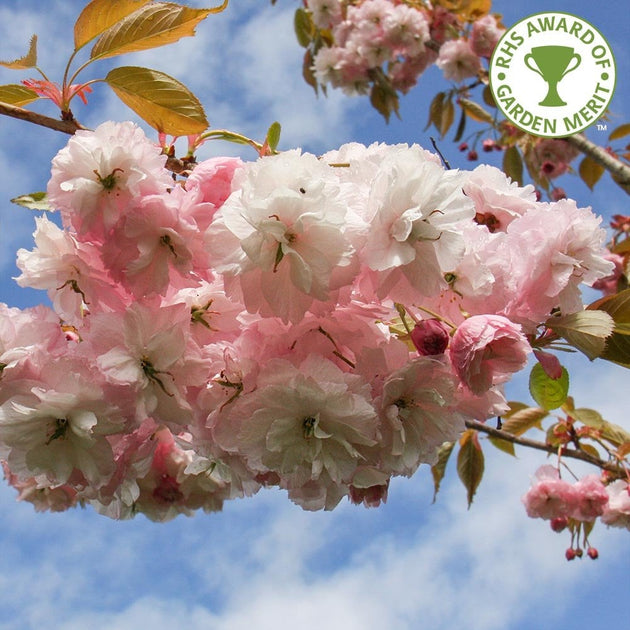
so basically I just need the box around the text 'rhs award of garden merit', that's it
[489,12,616,138]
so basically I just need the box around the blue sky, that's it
[0,1,628,629]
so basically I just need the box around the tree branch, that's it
[465,419,626,477]
[0,102,85,135]
[565,132,630,194]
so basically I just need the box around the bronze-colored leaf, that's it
[609,123,630,141]
[502,145,523,186]
[106,66,208,135]
[460,98,494,123]
[91,2,226,60]
[457,429,484,508]
[579,156,605,190]
[500,405,548,437]
[546,310,614,360]
[0,35,37,69]
[431,441,455,503]
[0,84,39,107]
[74,0,152,49]
[440,98,455,138]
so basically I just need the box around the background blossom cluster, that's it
[0,120,618,521]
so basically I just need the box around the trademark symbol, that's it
[597,124,608,131]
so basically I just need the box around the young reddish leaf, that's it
[502,145,523,186]
[457,429,485,508]
[609,123,630,141]
[529,362,569,411]
[0,84,39,107]
[579,156,605,190]
[0,35,37,69]
[91,2,226,60]
[106,66,208,135]
[545,310,614,360]
[431,441,455,503]
[302,49,318,93]
[10,191,51,211]
[74,0,152,49]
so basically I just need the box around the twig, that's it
[465,419,626,477]
[565,132,630,194]
[0,101,85,135]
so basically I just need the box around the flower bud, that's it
[587,547,599,560]
[565,548,577,561]
[410,319,450,356]
[550,516,568,533]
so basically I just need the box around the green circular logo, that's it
[489,12,616,138]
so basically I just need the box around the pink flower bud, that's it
[550,516,568,532]
[410,319,450,356]
[565,548,577,561]
[587,547,599,560]
[467,149,478,161]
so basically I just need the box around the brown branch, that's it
[0,101,87,135]
[465,419,626,477]
[565,132,630,194]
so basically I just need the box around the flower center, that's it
[302,416,318,439]
[46,417,69,445]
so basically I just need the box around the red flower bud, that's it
[410,319,450,356]
[565,548,577,561]
[550,516,568,533]
[587,547,599,560]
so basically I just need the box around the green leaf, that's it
[11,192,52,211]
[265,121,281,152]
[502,145,523,186]
[459,98,494,123]
[609,123,630,141]
[529,362,569,410]
[457,429,484,508]
[579,156,605,190]
[294,7,313,47]
[0,35,37,69]
[105,66,208,135]
[91,2,224,60]
[431,441,455,503]
[546,310,614,360]
[74,0,152,49]
[0,84,39,107]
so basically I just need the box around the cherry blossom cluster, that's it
[0,121,614,520]
[307,0,503,95]
[522,465,630,558]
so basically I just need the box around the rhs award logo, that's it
[489,12,616,138]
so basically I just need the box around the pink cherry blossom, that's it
[47,121,172,237]
[571,474,609,522]
[522,466,579,520]
[601,480,630,529]
[450,314,531,395]
[436,39,482,83]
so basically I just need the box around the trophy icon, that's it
[524,46,581,107]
